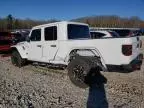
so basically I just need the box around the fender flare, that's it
[64,47,107,71]
[11,46,27,59]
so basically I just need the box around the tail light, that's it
[140,40,142,48]
[122,45,132,56]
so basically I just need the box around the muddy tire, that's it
[67,56,92,88]
[11,50,25,67]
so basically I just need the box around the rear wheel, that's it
[11,50,25,67]
[67,56,102,88]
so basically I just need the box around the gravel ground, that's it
[0,44,144,108]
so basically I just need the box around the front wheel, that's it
[11,50,26,67]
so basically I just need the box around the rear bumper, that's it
[107,53,143,72]
[122,53,143,71]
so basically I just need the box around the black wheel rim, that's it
[72,65,85,83]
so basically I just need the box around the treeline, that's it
[0,14,58,31]
[73,15,144,28]
[0,14,144,31]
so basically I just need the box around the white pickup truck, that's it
[11,21,143,88]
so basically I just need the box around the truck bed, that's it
[57,36,141,65]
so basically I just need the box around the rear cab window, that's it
[67,24,90,39]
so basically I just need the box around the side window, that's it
[44,26,57,41]
[30,29,41,41]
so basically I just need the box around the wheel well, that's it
[68,49,107,71]
[11,47,22,58]
[11,47,27,61]
[68,49,98,62]
[11,46,27,59]
[69,49,79,62]
[11,47,18,52]
[69,49,97,57]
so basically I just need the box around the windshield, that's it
[67,24,90,39]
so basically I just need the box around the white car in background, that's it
[90,30,120,39]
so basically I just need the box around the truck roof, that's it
[33,21,89,29]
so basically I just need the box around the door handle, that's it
[37,45,42,47]
[51,45,56,47]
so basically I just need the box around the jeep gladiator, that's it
[11,21,143,88]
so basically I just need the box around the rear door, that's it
[42,25,59,61]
